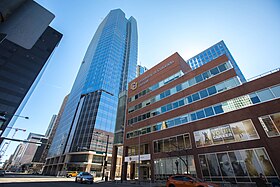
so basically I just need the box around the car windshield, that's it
[81,172,91,175]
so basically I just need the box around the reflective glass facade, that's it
[187,40,246,83]
[48,9,137,157]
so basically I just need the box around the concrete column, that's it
[86,153,93,172]
[110,145,118,180]
[121,146,128,181]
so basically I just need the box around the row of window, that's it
[128,77,240,125]
[128,61,232,114]
[129,71,183,102]
[153,133,191,153]
[126,84,280,139]
[199,148,277,183]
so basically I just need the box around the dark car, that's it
[75,172,94,184]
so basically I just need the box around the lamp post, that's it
[138,133,141,184]
[102,134,109,181]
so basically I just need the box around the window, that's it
[204,107,214,117]
[166,104,172,111]
[210,67,219,75]
[174,118,181,125]
[207,86,217,95]
[249,93,261,104]
[218,63,227,72]
[160,92,165,99]
[189,78,196,86]
[187,96,193,103]
[196,110,205,119]
[271,85,280,97]
[195,74,203,83]
[176,84,182,92]
[199,89,208,99]
[190,113,197,121]
[213,104,224,114]
[192,93,200,102]
[259,113,280,137]
[178,99,184,106]
[256,89,274,101]
[202,71,211,79]
[173,102,179,109]
[161,106,167,113]
[165,90,171,97]
[216,82,226,92]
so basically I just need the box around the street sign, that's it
[124,154,151,162]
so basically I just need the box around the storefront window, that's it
[198,148,277,183]
[153,133,191,153]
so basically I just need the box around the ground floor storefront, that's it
[43,151,122,177]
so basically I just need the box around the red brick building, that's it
[122,52,280,185]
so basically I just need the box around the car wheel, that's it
[69,174,72,178]
[80,180,83,184]
[90,181,93,184]
[169,184,175,187]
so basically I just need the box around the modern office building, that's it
[186,40,246,83]
[8,133,46,172]
[45,115,57,138]
[123,51,280,185]
[0,0,62,145]
[45,9,137,176]
[136,65,148,77]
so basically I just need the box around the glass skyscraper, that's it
[187,40,246,83]
[48,9,137,159]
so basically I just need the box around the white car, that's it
[75,172,93,184]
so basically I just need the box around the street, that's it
[0,174,161,187]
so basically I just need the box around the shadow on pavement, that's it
[1,181,95,187]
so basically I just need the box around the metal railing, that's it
[247,68,280,82]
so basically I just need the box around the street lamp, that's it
[0,112,29,120]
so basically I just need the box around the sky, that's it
[1,0,280,163]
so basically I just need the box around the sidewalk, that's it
[99,180,166,187]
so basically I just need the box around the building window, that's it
[259,112,280,137]
[198,148,277,183]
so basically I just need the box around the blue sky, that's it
[1,0,280,162]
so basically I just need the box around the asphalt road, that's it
[0,174,154,187]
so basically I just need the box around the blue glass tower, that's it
[48,9,137,157]
[187,40,246,83]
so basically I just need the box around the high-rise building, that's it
[45,9,137,176]
[0,0,62,145]
[45,115,57,138]
[123,50,280,184]
[187,40,246,83]
[8,133,46,172]
[136,65,148,77]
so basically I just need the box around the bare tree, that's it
[166,139,189,174]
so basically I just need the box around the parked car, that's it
[66,171,78,178]
[166,174,219,187]
[0,169,5,176]
[75,172,94,184]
